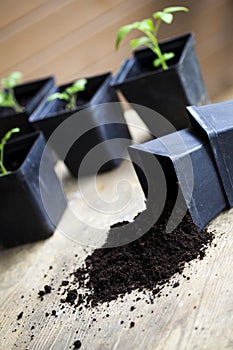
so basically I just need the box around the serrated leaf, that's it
[130,36,151,50]
[163,6,189,13]
[153,11,173,24]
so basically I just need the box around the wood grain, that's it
[0,106,232,350]
[0,0,232,98]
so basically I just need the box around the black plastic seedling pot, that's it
[0,76,54,139]
[29,72,131,177]
[0,132,67,248]
[128,128,228,231]
[187,100,233,207]
[111,33,209,132]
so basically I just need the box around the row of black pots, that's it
[129,100,233,231]
[0,73,131,247]
[0,31,228,248]
[0,32,208,178]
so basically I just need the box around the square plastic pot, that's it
[0,76,55,139]
[29,72,131,177]
[111,33,209,132]
[0,132,67,248]
[187,100,233,207]
[128,128,227,230]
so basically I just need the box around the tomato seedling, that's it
[116,6,189,70]
[0,72,24,112]
[48,79,87,111]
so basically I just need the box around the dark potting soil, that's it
[13,207,216,348]
[60,211,214,307]
[48,95,90,115]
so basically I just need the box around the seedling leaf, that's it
[47,78,87,110]
[153,52,175,67]
[163,6,189,13]
[47,92,69,102]
[130,36,151,50]
[116,6,189,70]
[0,72,24,112]
[153,11,173,24]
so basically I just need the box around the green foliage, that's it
[0,72,24,113]
[0,128,20,176]
[116,6,189,70]
[48,78,87,111]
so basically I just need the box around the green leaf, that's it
[116,23,138,49]
[2,72,23,88]
[115,19,153,49]
[137,19,154,32]
[71,78,87,92]
[153,11,173,24]
[130,36,151,50]
[163,6,189,13]
[0,91,12,107]
[153,52,175,67]
[47,92,69,102]
[9,72,22,81]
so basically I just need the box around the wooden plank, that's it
[0,0,154,80]
[0,0,125,72]
[0,0,48,28]
[0,0,74,41]
[0,0,232,102]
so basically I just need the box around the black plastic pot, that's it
[111,33,209,132]
[0,132,67,248]
[128,128,227,230]
[29,72,131,177]
[0,76,54,139]
[187,100,233,207]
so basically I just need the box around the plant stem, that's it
[66,93,77,110]
[9,87,24,113]
[0,138,8,175]
[154,18,161,38]
[146,31,168,70]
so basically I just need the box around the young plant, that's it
[0,128,20,176]
[0,72,24,113]
[48,78,87,111]
[116,6,189,70]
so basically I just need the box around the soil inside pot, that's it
[48,95,89,115]
[126,39,185,80]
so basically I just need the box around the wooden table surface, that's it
[0,106,232,350]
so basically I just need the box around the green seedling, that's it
[48,78,87,111]
[0,128,20,176]
[116,6,189,70]
[0,72,24,113]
